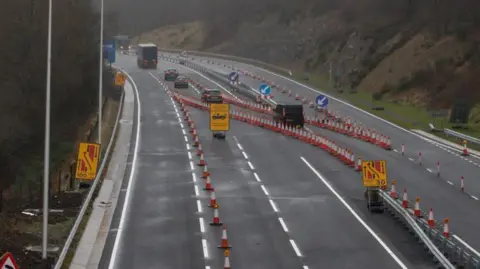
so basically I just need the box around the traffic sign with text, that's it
[75,142,101,180]
[361,160,387,187]
[0,252,19,269]
[209,103,230,131]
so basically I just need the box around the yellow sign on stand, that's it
[361,160,387,187]
[75,142,101,180]
[209,103,230,131]
[115,71,126,86]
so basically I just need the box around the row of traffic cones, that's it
[175,93,233,269]
[388,180,450,238]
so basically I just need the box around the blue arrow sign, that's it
[229,71,239,82]
[103,40,116,64]
[316,94,329,108]
[259,84,271,95]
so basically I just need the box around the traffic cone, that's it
[414,197,421,217]
[462,141,469,156]
[202,165,210,178]
[356,156,362,171]
[192,136,199,147]
[197,144,203,156]
[204,176,214,191]
[443,218,450,238]
[402,189,408,208]
[192,128,198,138]
[428,208,435,228]
[461,176,464,192]
[189,123,195,133]
[218,225,232,249]
[223,251,231,269]
[390,180,397,199]
[210,208,223,226]
[208,191,218,208]
[198,154,206,166]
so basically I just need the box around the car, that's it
[201,89,223,103]
[174,76,189,88]
[164,69,179,81]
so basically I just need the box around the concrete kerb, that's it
[68,77,135,269]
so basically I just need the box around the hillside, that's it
[133,0,480,111]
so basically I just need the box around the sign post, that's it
[209,103,230,139]
[75,142,101,185]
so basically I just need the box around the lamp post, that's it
[98,0,104,145]
[42,0,53,259]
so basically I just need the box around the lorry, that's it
[137,43,158,69]
[114,35,131,53]
[273,104,304,128]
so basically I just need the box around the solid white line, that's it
[248,161,255,170]
[278,217,289,232]
[301,157,408,269]
[242,151,249,159]
[108,70,142,269]
[260,185,269,196]
[199,217,205,233]
[253,172,261,182]
[202,239,209,258]
[290,240,302,257]
[197,200,203,213]
[190,161,195,170]
[269,199,279,212]
[453,235,480,257]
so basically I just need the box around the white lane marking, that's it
[190,161,195,170]
[253,172,261,182]
[194,185,199,196]
[447,181,454,185]
[180,123,184,128]
[301,156,408,269]
[472,196,479,200]
[303,266,309,269]
[108,69,142,269]
[242,151,249,159]
[393,149,398,152]
[202,239,209,258]
[408,158,414,161]
[184,135,188,142]
[192,172,197,183]
[197,200,203,213]
[188,152,192,160]
[260,185,270,196]
[269,199,279,212]
[290,240,302,257]
[182,129,186,135]
[426,168,432,173]
[186,144,191,150]
[199,217,205,232]
[452,235,480,257]
[248,161,255,170]
[237,143,243,150]
[278,217,289,232]
[190,84,201,95]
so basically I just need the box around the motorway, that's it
[172,54,480,251]
[95,53,440,269]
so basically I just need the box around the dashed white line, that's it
[260,185,270,196]
[253,172,261,182]
[202,239,209,258]
[186,144,191,150]
[242,151,249,159]
[426,168,432,173]
[278,217,289,232]
[190,161,195,170]
[447,181,454,185]
[184,135,189,142]
[269,199,279,212]
[182,129,186,135]
[194,185,200,196]
[247,161,255,170]
[188,152,192,160]
[237,143,243,150]
[290,240,303,257]
[197,200,203,213]
[472,196,479,200]
[393,149,398,152]
[408,158,414,161]
[192,172,197,183]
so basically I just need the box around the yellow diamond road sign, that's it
[209,103,230,131]
[75,142,101,180]
[361,160,387,187]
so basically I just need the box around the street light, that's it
[98,0,104,145]
[42,0,53,260]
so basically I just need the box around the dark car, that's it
[164,69,179,81]
[201,89,223,103]
[174,76,189,88]
[273,104,304,128]
[179,59,186,65]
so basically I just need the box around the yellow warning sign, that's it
[209,103,230,131]
[361,160,387,187]
[75,142,101,180]
[115,72,126,86]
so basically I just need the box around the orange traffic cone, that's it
[204,176,214,191]
[356,157,362,171]
[223,251,231,269]
[218,225,232,249]
[402,189,408,208]
[208,191,218,208]
[198,154,206,166]
[192,136,199,147]
[390,180,397,199]
[462,141,469,156]
[202,165,210,178]
[197,144,203,156]
[443,218,450,238]
[428,208,435,228]
[414,197,421,217]
[210,208,223,226]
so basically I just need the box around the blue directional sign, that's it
[229,71,239,82]
[103,40,116,64]
[316,94,329,108]
[259,84,271,95]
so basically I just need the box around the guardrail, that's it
[52,74,126,269]
[380,190,480,269]
[444,128,480,146]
